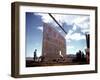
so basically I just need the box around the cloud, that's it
[75,22,89,29]
[51,14,79,26]
[34,13,81,27]
[70,33,85,40]
[67,45,74,49]
[37,26,43,32]
[72,24,77,31]
[34,13,60,28]
[73,16,89,24]
[52,14,89,29]
[65,33,85,41]
[72,16,90,33]
[68,30,73,34]
[58,30,62,33]
[34,13,89,28]
[34,13,53,23]
[81,29,89,34]
[35,13,90,36]
[52,14,90,36]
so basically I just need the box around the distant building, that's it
[42,23,67,63]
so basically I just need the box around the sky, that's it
[25,12,90,57]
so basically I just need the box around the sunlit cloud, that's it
[72,24,77,31]
[35,13,90,35]
[34,13,53,23]
[72,16,90,33]
[52,14,78,25]
[81,29,89,34]
[65,33,85,41]
[73,16,89,25]
[37,26,43,32]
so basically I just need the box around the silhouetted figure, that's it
[33,49,37,62]
[75,50,87,64]
[81,52,84,58]
[76,50,81,62]
[81,52,87,63]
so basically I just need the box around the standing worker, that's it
[33,49,37,62]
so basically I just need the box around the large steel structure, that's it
[42,23,67,63]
